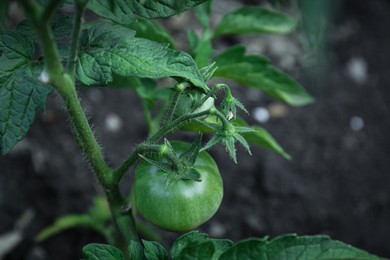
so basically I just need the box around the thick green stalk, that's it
[20,0,139,250]
[105,184,138,244]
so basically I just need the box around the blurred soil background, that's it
[1,0,390,259]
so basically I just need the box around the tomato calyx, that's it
[219,88,248,120]
[199,119,255,163]
[139,135,204,185]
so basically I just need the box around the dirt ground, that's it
[1,0,390,259]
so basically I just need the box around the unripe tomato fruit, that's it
[134,141,223,232]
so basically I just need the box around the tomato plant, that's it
[0,0,384,259]
[134,141,223,232]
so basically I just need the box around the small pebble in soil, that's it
[246,88,261,101]
[346,57,368,85]
[246,215,263,230]
[105,113,123,133]
[268,103,289,119]
[88,89,104,103]
[32,149,50,172]
[253,107,270,123]
[209,222,226,237]
[350,116,364,131]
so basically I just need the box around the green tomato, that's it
[134,141,223,232]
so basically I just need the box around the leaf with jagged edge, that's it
[142,240,168,260]
[77,22,206,92]
[0,30,52,155]
[83,243,124,260]
[126,18,175,48]
[88,0,208,25]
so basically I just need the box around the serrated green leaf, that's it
[88,0,208,25]
[142,240,168,260]
[170,231,209,259]
[0,30,33,83]
[0,68,51,155]
[267,234,383,260]
[219,238,268,260]
[82,243,124,260]
[178,241,215,260]
[128,241,144,260]
[210,239,233,259]
[214,45,314,106]
[126,18,175,48]
[221,234,383,260]
[171,231,233,260]
[214,7,297,37]
[76,22,206,92]
[0,30,52,154]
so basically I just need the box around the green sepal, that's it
[138,154,173,174]
[200,62,218,82]
[220,95,249,119]
[234,132,252,156]
[200,121,255,163]
[179,134,203,165]
[201,134,223,152]
[182,168,202,182]
[163,138,177,157]
[225,137,237,163]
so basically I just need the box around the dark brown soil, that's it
[1,0,389,259]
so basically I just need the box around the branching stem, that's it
[20,0,139,250]
[114,110,210,182]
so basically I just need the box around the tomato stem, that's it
[20,2,139,253]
